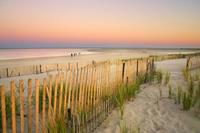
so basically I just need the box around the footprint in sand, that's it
[147,107,159,116]
[152,120,162,131]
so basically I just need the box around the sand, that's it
[94,58,200,133]
[1,49,200,132]
[0,48,198,68]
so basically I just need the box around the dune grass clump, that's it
[145,71,156,83]
[192,81,200,114]
[114,75,146,133]
[47,109,67,133]
[119,120,129,133]
[188,79,194,97]
[119,119,140,133]
[168,84,172,99]
[164,72,171,85]
[156,70,163,84]
[126,75,147,101]
[137,74,146,85]
[182,68,190,81]
[114,86,126,120]
[126,83,137,100]
[182,92,192,111]
[175,86,182,104]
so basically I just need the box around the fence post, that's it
[28,79,32,133]
[58,74,64,116]
[71,64,76,115]
[40,65,42,73]
[186,57,190,69]
[67,63,73,112]
[122,62,125,83]
[136,59,139,76]
[75,62,79,114]
[64,63,70,117]
[19,80,24,133]
[1,84,7,133]
[42,78,47,133]
[48,77,53,117]
[53,76,58,115]
[152,58,154,72]
[6,68,9,77]
[11,81,16,133]
[35,79,40,133]
[78,67,84,112]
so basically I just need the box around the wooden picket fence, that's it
[0,57,154,133]
[186,56,200,70]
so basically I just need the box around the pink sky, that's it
[0,0,200,48]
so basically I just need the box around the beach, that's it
[95,58,200,133]
[0,48,200,133]
[0,48,198,68]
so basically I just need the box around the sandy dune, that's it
[95,59,200,133]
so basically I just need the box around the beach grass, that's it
[164,72,171,85]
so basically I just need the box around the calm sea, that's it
[0,49,90,60]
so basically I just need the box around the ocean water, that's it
[0,49,90,60]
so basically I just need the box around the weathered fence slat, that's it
[35,79,40,133]
[27,79,32,133]
[53,76,58,115]
[42,79,46,133]
[1,84,7,133]
[19,80,24,133]
[48,77,52,118]
[11,81,16,133]
[63,64,70,117]
[58,74,63,116]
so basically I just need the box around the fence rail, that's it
[1,52,200,79]
[0,58,154,133]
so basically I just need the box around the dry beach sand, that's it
[0,48,197,68]
[95,59,200,133]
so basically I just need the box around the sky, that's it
[0,0,200,48]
